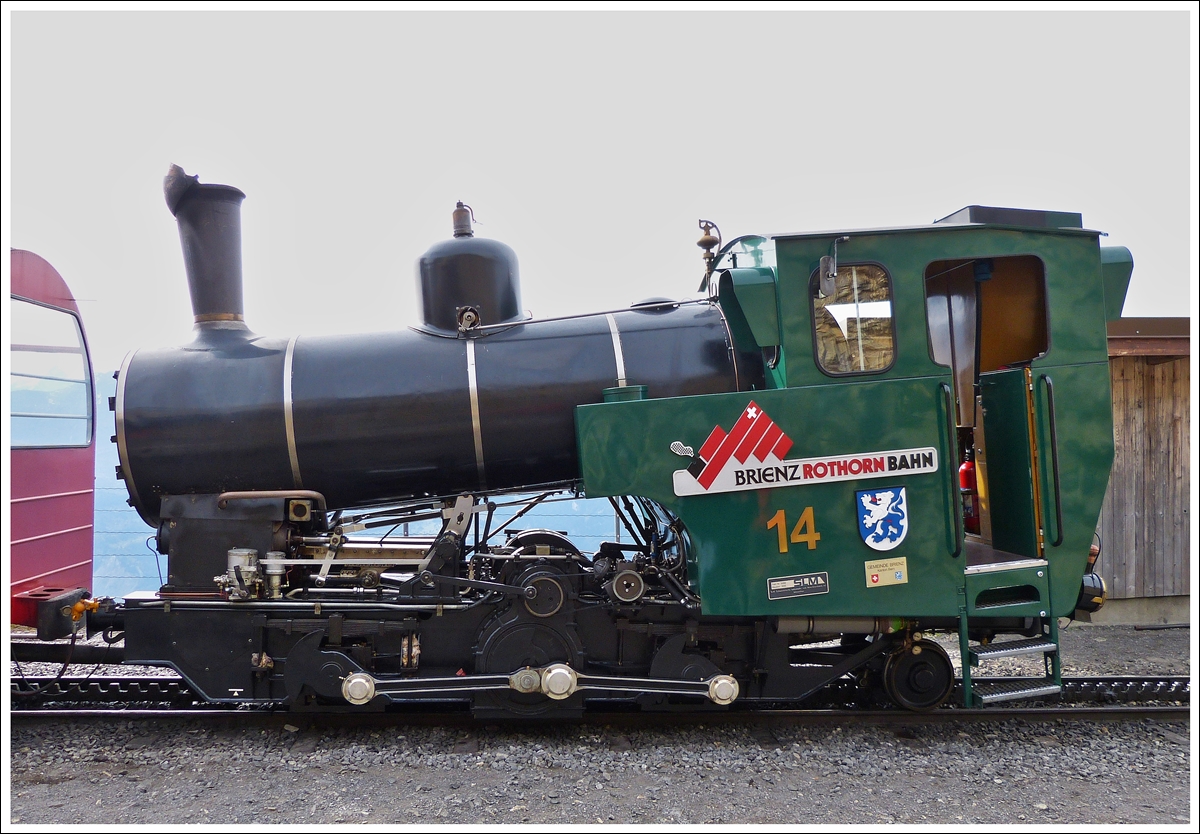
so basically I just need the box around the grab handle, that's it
[1038,374,1063,547]
[940,382,962,558]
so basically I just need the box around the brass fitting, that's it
[70,598,101,622]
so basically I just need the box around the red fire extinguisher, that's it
[959,449,979,534]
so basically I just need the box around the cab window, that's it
[925,255,1048,373]
[811,263,895,375]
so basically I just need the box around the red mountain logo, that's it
[687,401,793,490]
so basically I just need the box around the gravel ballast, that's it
[9,624,1192,825]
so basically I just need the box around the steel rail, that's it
[10,675,1189,721]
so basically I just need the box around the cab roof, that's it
[772,205,1102,241]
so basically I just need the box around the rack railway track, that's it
[11,674,1189,725]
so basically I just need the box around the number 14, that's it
[767,507,821,553]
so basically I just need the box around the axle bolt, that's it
[541,664,579,700]
[342,672,376,705]
[708,675,739,705]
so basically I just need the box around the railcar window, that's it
[10,297,93,447]
[811,263,895,375]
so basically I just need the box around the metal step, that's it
[973,678,1062,705]
[964,557,1048,575]
[972,598,1045,612]
[969,637,1058,663]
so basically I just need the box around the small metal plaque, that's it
[767,571,830,600]
[865,556,909,588]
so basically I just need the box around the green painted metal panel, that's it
[979,369,1039,559]
[718,268,780,347]
[1100,246,1134,322]
[577,375,963,617]
[712,278,759,374]
[1029,233,1109,368]
[965,564,1050,618]
[1031,361,1115,616]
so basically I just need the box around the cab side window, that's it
[10,297,93,447]
[811,263,895,375]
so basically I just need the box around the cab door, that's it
[925,256,1051,566]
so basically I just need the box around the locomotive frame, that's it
[53,168,1129,716]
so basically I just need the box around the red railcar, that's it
[10,249,96,627]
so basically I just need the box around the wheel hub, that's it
[884,639,954,711]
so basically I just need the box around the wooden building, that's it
[1093,318,1190,614]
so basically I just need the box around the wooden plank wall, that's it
[1095,354,1190,598]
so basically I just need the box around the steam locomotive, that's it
[50,166,1128,714]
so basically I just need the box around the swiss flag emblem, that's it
[870,573,880,584]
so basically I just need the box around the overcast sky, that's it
[4,8,1197,371]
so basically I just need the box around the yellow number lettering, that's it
[767,509,788,553]
[791,506,821,550]
[768,508,820,553]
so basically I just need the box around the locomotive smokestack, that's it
[164,164,248,327]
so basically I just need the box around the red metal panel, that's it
[9,250,96,626]
[9,249,82,314]
[10,446,94,502]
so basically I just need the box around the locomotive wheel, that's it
[882,639,954,711]
[474,615,583,716]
